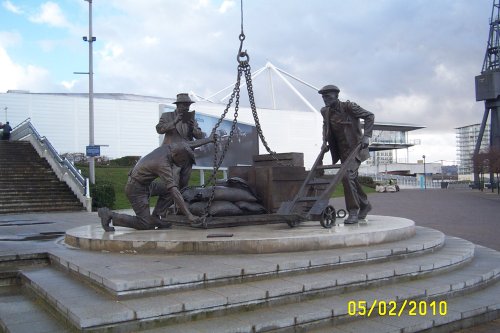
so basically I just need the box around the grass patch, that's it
[79,166,131,209]
[329,181,376,198]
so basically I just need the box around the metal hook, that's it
[237,33,249,64]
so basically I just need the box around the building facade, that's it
[366,123,424,166]
[1,91,424,170]
[456,123,490,178]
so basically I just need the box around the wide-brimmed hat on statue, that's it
[173,93,195,104]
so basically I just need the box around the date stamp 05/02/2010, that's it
[347,300,448,317]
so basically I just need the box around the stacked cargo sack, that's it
[183,177,267,217]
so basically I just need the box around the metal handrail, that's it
[11,118,86,186]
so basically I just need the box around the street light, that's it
[83,0,96,184]
[422,155,427,189]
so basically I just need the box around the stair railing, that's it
[11,118,92,211]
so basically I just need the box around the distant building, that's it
[367,122,424,165]
[456,123,490,179]
[1,90,424,169]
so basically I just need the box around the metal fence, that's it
[360,172,441,189]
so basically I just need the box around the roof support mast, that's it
[210,61,320,114]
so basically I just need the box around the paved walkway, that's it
[331,188,500,251]
[332,188,500,333]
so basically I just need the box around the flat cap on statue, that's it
[318,85,340,94]
[173,93,195,104]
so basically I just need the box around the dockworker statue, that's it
[98,137,213,231]
[156,93,203,146]
[151,93,204,218]
[318,84,375,224]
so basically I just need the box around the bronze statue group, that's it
[98,87,374,231]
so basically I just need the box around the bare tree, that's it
[473,148,500,194]
[488,147,500,194]
[472,151,489,191]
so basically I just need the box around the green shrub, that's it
[90,181,116,211]
[358,176,376,188]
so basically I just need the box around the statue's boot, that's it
[152,216,172,229]
[344,212,359,224]
[98,207,115,232]
[358,203,372,220]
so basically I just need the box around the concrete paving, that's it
[330,188,500,251]
[332,188,500,333]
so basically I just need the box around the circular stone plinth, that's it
[65,215,415,254]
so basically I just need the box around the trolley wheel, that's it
[320,205,336,228]
[287,219,301,228]
[336,209,347,219]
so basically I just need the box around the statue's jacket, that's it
[321,100,374,164]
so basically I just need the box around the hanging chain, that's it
[243,64,290,166]
[204,71,241,187]
[201,65,243,226]
[198,0,287,227]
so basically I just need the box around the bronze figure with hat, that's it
[156,93,203,146]
[153,93,205,219]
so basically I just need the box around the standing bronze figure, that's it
[319,85,374,224]
[156,93,203,145]
[152,93,204,218]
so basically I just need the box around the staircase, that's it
[0,141,84,214]
[0,225,498,332]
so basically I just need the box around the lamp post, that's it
[83,0,96,184]
[422,155,427,189]
[440,160,444,183]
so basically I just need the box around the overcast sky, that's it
[0,0,493,164]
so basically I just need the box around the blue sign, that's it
[86,145,100,157]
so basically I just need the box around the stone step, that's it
[0,175,60,181]
[0,200,83,214]
[0,168,54,174]
[0,155,40,160]
[308,276,500,333]
[58,226,445,296]
[17,236,487,331]
[0,285,73,333]
[0,188,74,196]
[0,182,68,189]
[126,246,500,333]
[0,203,84,214]
[0,195,80,203]
[0,161,44,165]
[0,140,84,214]
[0,158,50,162]
[0,193,79,201]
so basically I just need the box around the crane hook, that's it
[237,33,249,64]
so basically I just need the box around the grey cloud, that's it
[80,0,492,135]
